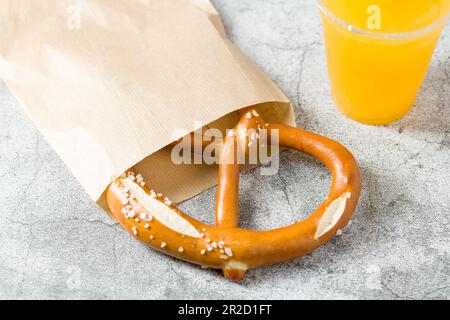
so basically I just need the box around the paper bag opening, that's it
[98,101,294,217]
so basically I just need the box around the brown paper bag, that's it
[0,0,294,213]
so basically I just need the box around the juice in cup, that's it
[316,0,450,125]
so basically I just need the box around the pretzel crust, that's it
[106,111,361,282]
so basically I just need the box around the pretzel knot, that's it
[106,109,362,281]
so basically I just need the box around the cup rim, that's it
[315,0,450,39]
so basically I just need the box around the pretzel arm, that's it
[106,177,228,269]
[215,136,239,228]
[216,110,267,228]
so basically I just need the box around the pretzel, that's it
[106,109,361,281]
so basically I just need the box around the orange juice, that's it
[317,0,450,125]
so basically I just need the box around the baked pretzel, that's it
[106,109,361,281]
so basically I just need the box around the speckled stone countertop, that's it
[0,0,449,299]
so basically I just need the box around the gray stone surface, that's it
[0,0,449,300]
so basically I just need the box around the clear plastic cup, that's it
[316,0,450,125]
